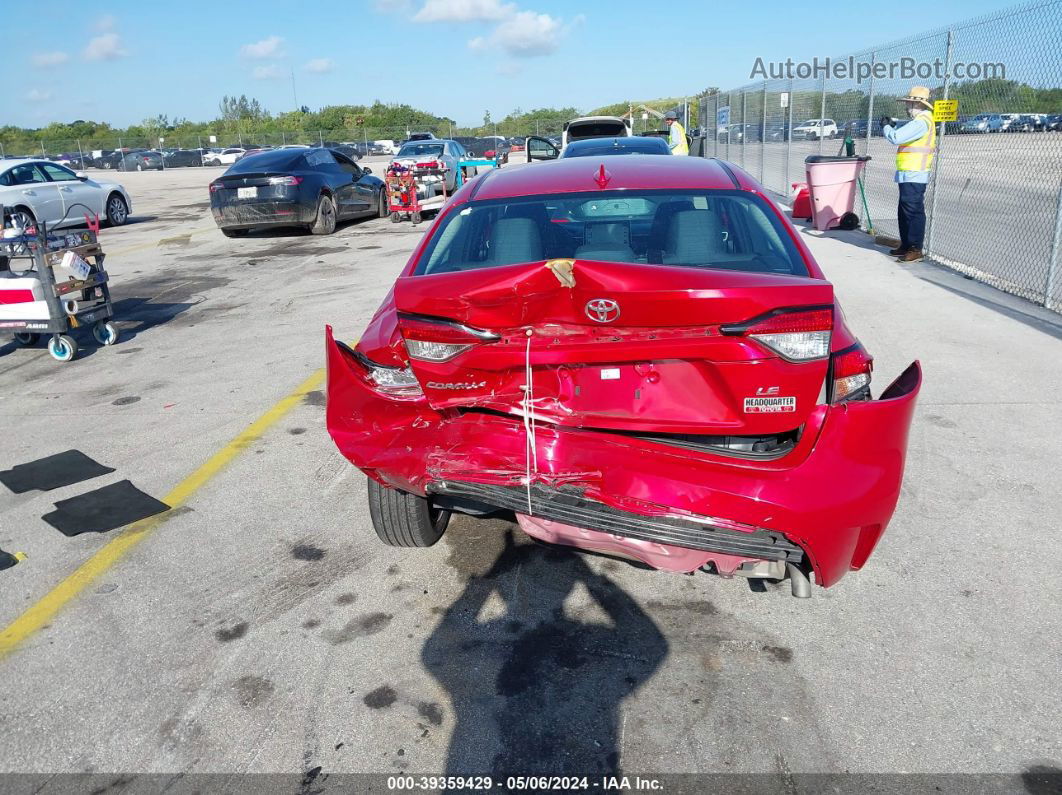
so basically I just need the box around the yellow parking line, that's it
[0,368,326,661]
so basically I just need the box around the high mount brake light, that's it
[721,307,833,362]
[830,344,874,402]
[397,314,499,363]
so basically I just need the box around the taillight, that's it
[416,160,439,169]
[268,175,303,186]
[338,341,423,398]
[829,344,874,402]
[209,181,223,192]
[397,313,499,363]
[721,307,833,361]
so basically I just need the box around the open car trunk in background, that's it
[393,260,834,437]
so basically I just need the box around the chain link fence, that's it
[694,0,1062,312]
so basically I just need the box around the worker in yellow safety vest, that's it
[880,85,936,263]
[664,111,689,156]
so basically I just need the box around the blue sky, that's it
[1,0,1024,129]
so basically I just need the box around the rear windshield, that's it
[562,138,670,157]
[397,143,444,158]
[416,190,807,277]
[226,150,304,172]
[567,122,627,140]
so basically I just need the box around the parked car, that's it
[762,122,791,141]
[1013,114,1042,132]
[324,155,922,596]
[842,119,885,138]
[236,147,275,161]
[725,123,761,143]
[329,144,363,162]
[405,132,436,143]
[205,148,246,166]
[793,119,838,140]
[117,150,163,171]
[95,149,144,169]
[1045,114,1062,131]
[0,159,131,230]
[373,140,398,155]
[960,114,1002,133]
[999,113,1023,132]
[163,149,205,168]
[562,116,631,149]
[559,136,671,158]
[390,140,467,193]
[208,147,385,237]
[476,138,511,163]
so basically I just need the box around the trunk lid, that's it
[393,260,834,436]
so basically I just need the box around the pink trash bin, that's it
[804,155,870,231]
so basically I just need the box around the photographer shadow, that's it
[422,520,668,778]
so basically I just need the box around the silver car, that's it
[0,159,132,231]
[390,140,467,193]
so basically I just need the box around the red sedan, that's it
[326,156,921,596]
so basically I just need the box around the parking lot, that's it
[1,164,1061,785]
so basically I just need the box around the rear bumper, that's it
[211,200,313,229]
[325,328,921,587]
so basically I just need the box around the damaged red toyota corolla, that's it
[325,156,921,597]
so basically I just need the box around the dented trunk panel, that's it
[393,261,835,435]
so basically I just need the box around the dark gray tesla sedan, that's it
[209,148,386,237]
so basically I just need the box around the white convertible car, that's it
[0,159,132,231]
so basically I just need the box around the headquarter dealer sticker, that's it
[744,396,797,413]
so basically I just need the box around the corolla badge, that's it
[585,298,620,323]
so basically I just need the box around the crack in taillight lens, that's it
[721,307,833,361]
[830,344,874,402]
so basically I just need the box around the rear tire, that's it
[310,194,337,235]
[377,190,389,218]
[367,478,450,547]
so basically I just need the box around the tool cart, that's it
[0,216,119,362]
[385,162,451,225]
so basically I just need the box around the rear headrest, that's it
[663,210,723,264]
[490,217,543,264]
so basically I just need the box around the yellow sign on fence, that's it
[933,100,959,122]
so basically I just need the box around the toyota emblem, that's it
[585,298,620,323]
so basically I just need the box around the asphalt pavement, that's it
[0,164,1059,786]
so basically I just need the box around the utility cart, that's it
[0,217,119,362]
[385,162,451,225]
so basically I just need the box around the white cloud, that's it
[253,65,284,80]
[415,0,514,22]
[32,51,69,68]
[304,58,335,74]
[84,32,127,60]
[26,88,54,102]
[469,10,576,57]
[95,13,116,31]
[240,36,284,59]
